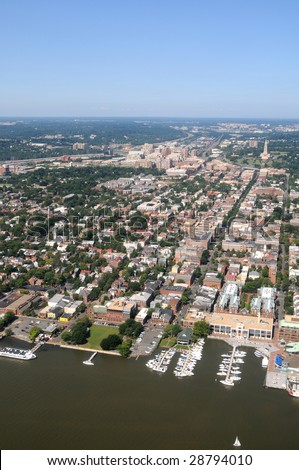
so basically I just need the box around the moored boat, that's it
[0,347,36,361]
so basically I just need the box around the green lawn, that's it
[175,344,190,350]
[85,325,119,350]
[159,337,177,348]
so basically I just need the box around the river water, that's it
[1,337,298,450]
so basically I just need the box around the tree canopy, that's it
[100,334,122,350]
[193,320,210,338]
[118,319,143,338]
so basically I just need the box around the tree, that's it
[5,328,13,337]
[162,323,181,338]
[29,326,42,342]
[3,311,15,325]
[261,266,269,278]
[118,339,132,358]
[70,317,91,344]
[193,321,210,338]
[201,250,210,265]
[0,311,16,331]
[61,331,72,343]
[181,288,191,305]
[61,317,91,344]
[101,334,122,350]
[119,319,144,338]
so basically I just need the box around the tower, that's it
[261,139,270,161]
[264,140,268,155]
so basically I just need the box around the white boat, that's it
[254,350,263,358]
[217,372,227,376]
[0,347,36,361]
[220,379,234,386]
[233,436,241,447]
[262,357,269,368]
[232,376,241,381]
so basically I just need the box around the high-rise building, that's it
[73,142,89,152]
[248,140,258,148]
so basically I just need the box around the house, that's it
[193,286,218,312]
[248,270,260,280]
[203,273,222,289]
[160,285,185,297]
[183,309,206,328]
[214,283,240,314]
[0,290,39,315]
[135,308,148,324]
[279,315,299,342]
[151,308,173,325]
[130,291,152,309]
[47,306,63,320]
[104,299,136,324]
[177,328,193,345]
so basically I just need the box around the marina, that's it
[146,348,176,373]
[217,346,247,386]
[0,337,298,450]
[174,339,204,378]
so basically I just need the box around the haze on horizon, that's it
[1,0,299,118]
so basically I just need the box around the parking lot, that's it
[131,325,164,357]
[10,317,58,341]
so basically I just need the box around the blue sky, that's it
[1,0,299,117]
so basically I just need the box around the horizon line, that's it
[1,115,299,121]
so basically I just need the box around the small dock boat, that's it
[233,436,241,447]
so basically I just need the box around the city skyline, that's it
[1,0,299,118]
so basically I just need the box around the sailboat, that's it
[233,436,241,447]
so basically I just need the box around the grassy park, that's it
[85,324,119,350]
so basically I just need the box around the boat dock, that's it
[146,349,176,373]
[83,352,97,365]
[156,350,171,369]
[31,342,44,354]
[218,346,246,386]
[223,346,236,384]
[180,351,195,376]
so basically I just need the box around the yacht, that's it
[262,357,269,368]
[0,347,36,361]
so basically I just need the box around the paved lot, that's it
[265,370,287,390]
[131,325,164,357]
[11,317,58,341]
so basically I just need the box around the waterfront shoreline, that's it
[4,332,291,394]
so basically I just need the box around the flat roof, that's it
[205,312,273,331]
[0,292,33,309]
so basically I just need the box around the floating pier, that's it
[220,346,236,386]
[83,352,97,366]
